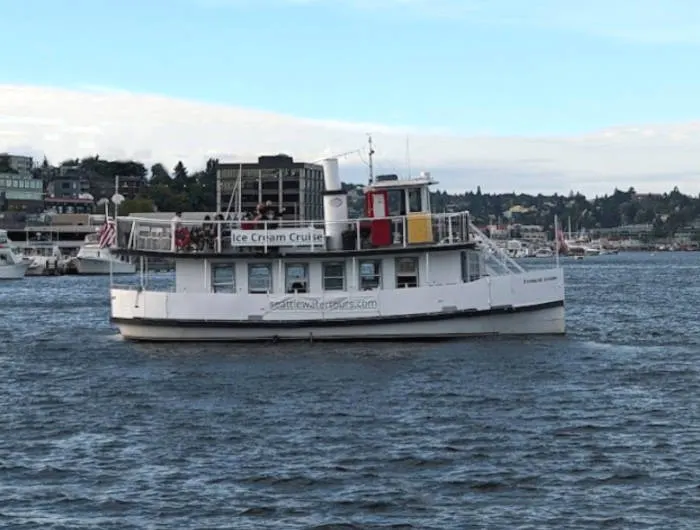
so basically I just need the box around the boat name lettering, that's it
[269,296,378,312]
[524,276,558,284]
[230,229,325,247]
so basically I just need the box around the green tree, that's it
[173,161,188,193]
[119,196,156,215]
[150,163,171,186]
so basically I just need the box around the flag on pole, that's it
[98,219,116,248]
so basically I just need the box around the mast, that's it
[406,135,411,178]
[367,134,375,185]
[113,175,120,219]
[215,166,222,215]
[554,214,560,268]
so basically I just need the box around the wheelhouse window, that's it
[395,257,419,288]
[359,260,382,290]
[211,264,235,293]
[248,263,273,293]
[461,250,482,282]
[407,188,422,213]
[285,263,309,293]
[323,261,345,291]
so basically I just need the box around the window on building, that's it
[359,260,382,290]
[461,250,482,282]
[248,263,273,293]
[285,263,309,293]
[212,264,235,293]
[395,257,419,288]
[323,262,345,291]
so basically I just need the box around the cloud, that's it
[1,84,699,197]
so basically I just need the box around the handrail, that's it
[117,211,466,226]
[468,221,525,273]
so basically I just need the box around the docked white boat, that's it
[533,247,554,258]
[22,241,67,276]
[0,230,29,280]
[75,224,136,275]
[109,148,565,342]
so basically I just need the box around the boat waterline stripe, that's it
[110,299,564,328]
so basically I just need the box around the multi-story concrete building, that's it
[217,154,324,220]
[0,154,43,211]
[0,153,33,177]
[47,165,91,199]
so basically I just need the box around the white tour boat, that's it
[108,149,566,342]
[0,230,29,280]
[75,222,136,275]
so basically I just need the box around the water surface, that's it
[1,252,698,529]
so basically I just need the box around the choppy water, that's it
[1,252,699,529]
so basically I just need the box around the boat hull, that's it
[111,302,565,342]
[76,257,136,275]
[0,263,29,280]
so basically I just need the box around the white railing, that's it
[469,223,525,274]
[116,211,474,254]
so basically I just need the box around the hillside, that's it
[42,156,700,239]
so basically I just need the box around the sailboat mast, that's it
[368,134,375,185]
[406,135,411,178]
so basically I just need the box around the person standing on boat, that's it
[202,214,214,251]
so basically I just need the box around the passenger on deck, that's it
[170,211,182,251]
[202,214,214,251]
[253,203,266,222]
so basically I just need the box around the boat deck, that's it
[114,211,476,258]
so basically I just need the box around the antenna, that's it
[367,134,375,185]
[310,148,362,164]
[405,135,411,179]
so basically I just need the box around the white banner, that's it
[230,228,325,247]
[269,296,378,312]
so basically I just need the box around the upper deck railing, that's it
[117,211,473,255]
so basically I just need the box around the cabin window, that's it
[407,188,422,213]
[248,263,273,293]
[461,250,482,282]
[359,260,382,290]
[211,264,236,293]
[323,261,345,291]
[395,257,419,288]
[285,263,309,293]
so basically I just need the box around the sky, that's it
[1,0,699,196]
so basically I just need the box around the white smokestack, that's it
[322,157,341,192]
[321,157,348,250]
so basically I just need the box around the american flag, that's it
[98,219,116,248]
